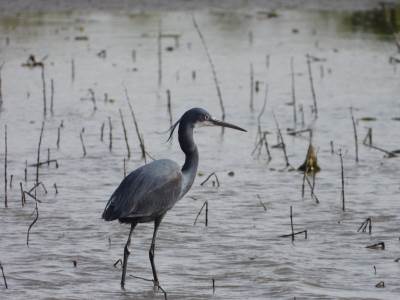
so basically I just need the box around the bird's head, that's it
[168,107,246,141]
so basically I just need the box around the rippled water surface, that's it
[0,6,400,300]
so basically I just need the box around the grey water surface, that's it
[0,5,400,300]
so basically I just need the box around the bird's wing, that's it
[102,159,182,221]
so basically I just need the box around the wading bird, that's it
[102,107,246,289]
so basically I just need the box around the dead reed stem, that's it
[157,19,162,87]
[306,54,318,118]
[35,122,45,192]
[123,158,126,177]
[272,113,290,167]
[50,78,54,115]
[20,182,25,206]
[0,62,4,108]
[290,206,294,241]
[53,183,58,194]
[250,63,254,111]
[350,107,359,162]
[256,84,268,139]
[80,128,87,157]
[290,57,297,126]
[357,217,372,234]
[0,262,8,289]
[200,172,220,187]
[166,89,173,128]
[125,88,146,161]
[24,160,27,182]
[57,125,61,149]
[100,121,105,142]
[41,65,47,117]
[192,14,226,132]
[88,88,97,111]
[4,125,7,208]
[26,202,38,247]
[193,200,208,226]
[339,149,345,211]
[119,109,131,159]
[108,117,112,152]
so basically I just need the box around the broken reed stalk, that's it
[4,125,7,208]
[41,65,47,117]
[192,15,226,132]
[339,149,345,211]
[256,84,268,140]
[9,174,13,189]
[279,206,308,240]
[200,172,220,187]
[71,58,75,82]
[50,78,54,115]
[257,195,267,211]
[24,160,27,182]
[119,109,131,159]
[108,117,112,151]
[20,182,25,206]
[47,148,50,165]
[29,182,47,194]
[272,113,290,167]
[290,57,297,126]
[36,122,45,192]
[363,128,372,145]
[166,89,173,128]
[0,62,4,108]
[80,128,86,157]
[193,200,208,226]
[0,262,8,289]
[249,63,254,111]
[299,104,305,127]
[56,125,61,149]
[123,158,126,177]
[100,121,105,142]
[125,88,146,161]
[29,159,58,168]
[357,217,372,234]
[290,206,294,241]
[306,54,318,118]
[157,19,162,87]
[26,202,39,247]
[53,183,58,194]
[350,107,359,162]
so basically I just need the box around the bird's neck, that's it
[179,124,199,197]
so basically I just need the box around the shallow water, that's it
[0,6,400,300]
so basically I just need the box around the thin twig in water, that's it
[0,262,8,289]
[41,65,47,117]
[200,172,220,187]
[4,125,7,208]
[272,113,290,167]
[80,128,87,157]
[119,109,131,159]
[357,217,372,234]
[125,88,146,161]
[26,202,39,247]
[250,63,254,111]
[193,200,208,226]
[192,14,226,133]
[350,107,359,162]
[306,54,318,118]
[36,122,45,194]
[50,78,54,115]
[0,62,4,108]
[157,19,162,87]
[108,117,112,151]
[339,149,345,211]
[166,90,173,128]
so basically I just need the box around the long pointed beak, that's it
[210,119,247,132]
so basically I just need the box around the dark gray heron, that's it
[102,107,246,289]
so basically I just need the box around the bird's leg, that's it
[149,215,164,288]
[121,223,136,290]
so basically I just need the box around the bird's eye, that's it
[203,115,209,121]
